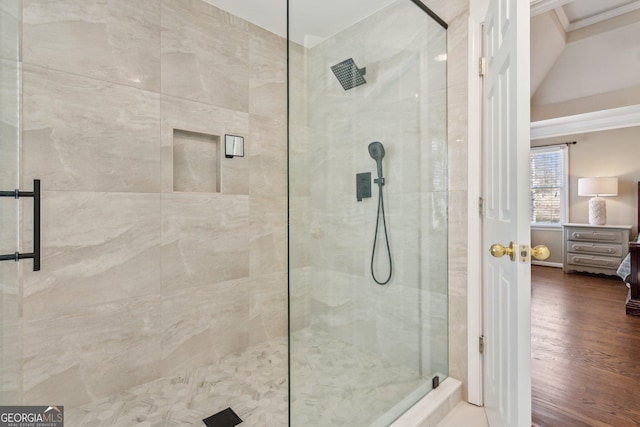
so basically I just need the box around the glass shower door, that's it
[288,0,448,425]
[0,0,22,404]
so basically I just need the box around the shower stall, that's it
[288,0,449,425]
[0,0,448,425]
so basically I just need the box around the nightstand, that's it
[563,223,632,275]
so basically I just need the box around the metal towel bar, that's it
[0,179,40,271]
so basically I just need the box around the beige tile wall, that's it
[19,0,286,407]
[14,0,469,412]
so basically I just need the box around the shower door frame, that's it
[287,0,450,425]
[0,0,24,404]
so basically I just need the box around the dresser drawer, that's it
[567,254,621,269]
[567,229,625,244]
[562,224,632,275]
[566,241,623,257]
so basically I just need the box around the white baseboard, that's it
[532,260,562,268]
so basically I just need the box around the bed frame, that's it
[626,182,640,316]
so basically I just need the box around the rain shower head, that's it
[330,58,367,90]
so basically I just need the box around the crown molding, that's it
[530,0,573,17]
[530,104,640,139]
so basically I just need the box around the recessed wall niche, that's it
[173,129,221,193]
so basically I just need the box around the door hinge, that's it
[479,57,486,77]
[478,196,484,217]
[479,335,485,354]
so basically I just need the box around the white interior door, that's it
[481,0,531,425]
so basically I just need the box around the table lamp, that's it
[578,177,618,225]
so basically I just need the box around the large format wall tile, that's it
[161,193,249,291]
[161,0,249,111]
[161,277,249,375]
[23,294,161,407]
[250,271,287,346]
[23,0,161,91]
[249,114,287,197]
[249,25,286,119]
[250,196,287,275]
[22,191,162,319]
[16,0,289,409]
[291,0,454,386]
[160,95,249,194]
[0,2,21,62]
[0,59,19,188]
[22,65,161,193]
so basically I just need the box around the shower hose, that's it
[371,181,392,285]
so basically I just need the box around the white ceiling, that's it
[560,0,640,31]
[531,0,640,107]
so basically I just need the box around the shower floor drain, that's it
[202,407,243,427]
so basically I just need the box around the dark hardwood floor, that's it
[532,266,640,427]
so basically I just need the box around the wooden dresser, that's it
[563,223,632,275]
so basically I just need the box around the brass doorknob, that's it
[531,245,550,260]
[490,242,517,262]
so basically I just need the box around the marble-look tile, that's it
[161,0,249,111]
[448,82,469,192]
[448,293,468,399]
[22,294,162,408]
[22,65,161,192]
[249,114,287,197]
[67,337,287,426]
[160,94,249,194]
[0,59,19,189]
[22,191,162,319]
[421,192,449,290]
[0,268,20,404]
[290,327,428,427]
[160,192,249,291]
[161,277,249,375]
[23,0,161,91]
[0,1,21,62]
[288,196,310,269]
[250,195,287,275]
[172,129,220,193]
[249,271,287,346]
[287,43,309,200]
[447,190,468,297]
[289,266,311,331]
[288,124,311,198]
[308,204,368,278]
[249,25,286,118]
[447,15,469,90]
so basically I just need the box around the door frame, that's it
[467,0,490,407]
[466,5,640,406]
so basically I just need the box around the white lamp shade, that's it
[578,177,618,197]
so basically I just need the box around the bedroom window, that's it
[530,145,568,227]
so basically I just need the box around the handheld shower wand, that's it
[367,142,392,285]
[368,141,385,186]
